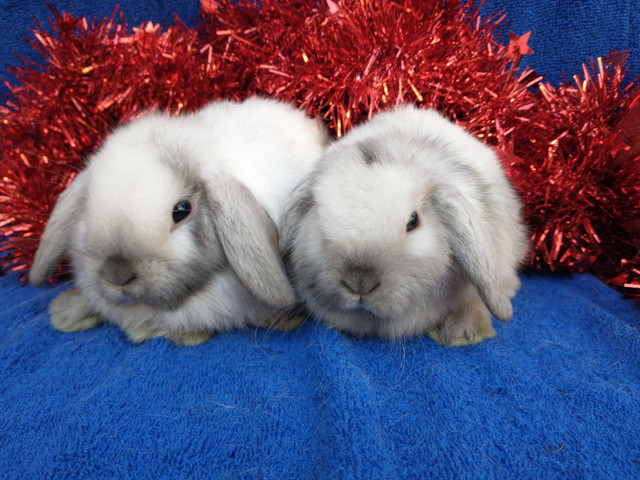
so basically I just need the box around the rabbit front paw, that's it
[427,295,496,346]
[49,287,103,332]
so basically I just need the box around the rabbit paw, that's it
[264,307,308,332]
[505,274,522,299]
[427,296,496,346]
[169,331,212,346]
[49,287,103,332]
[119,325,156,344]
[121,321,211,346]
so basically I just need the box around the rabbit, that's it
[29,97,329,345]
[278,104,529,346]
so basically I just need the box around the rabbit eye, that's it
[172,200,192,224]
[406,211,420,232]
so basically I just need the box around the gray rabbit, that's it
[279,105,528,345]
[30,98,329,345]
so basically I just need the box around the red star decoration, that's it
[507,31,534,59]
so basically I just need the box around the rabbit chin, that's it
[313,304,431,339]
[304,290,438,339]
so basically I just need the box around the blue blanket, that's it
[1,1,639,478]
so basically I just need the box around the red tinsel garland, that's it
[508,55,640,295]
[200,0,537,138]
[0,6,246,276]
[199,0,640,297]
[0,0,638,299]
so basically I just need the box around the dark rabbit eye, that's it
[406,211,420,232]
[172,200,192,224]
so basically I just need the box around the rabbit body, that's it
[279,105,528,345]
[30,98,328,345]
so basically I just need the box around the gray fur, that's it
[359,142,381,165]
[210,172,295,309]
[100,254,138,287]
[29,171,88,287]
[279,105,528,344]
[30,97,326,345]
[340,263,381,296]
[278,176,315,256]
[431,185,513,322]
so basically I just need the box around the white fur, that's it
[31,97,329,345]
[280,105,528,343]
[196,97,328,224]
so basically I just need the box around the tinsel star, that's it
[507,31,534,60]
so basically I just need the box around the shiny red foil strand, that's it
[0,0,639,301]
[199,0,640,299]
[200,0,536,139]
[504,55,640,298]
[0,6,248,279]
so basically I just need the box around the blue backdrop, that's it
[1,1,639,479]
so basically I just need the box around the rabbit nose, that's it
[341,264,381,297]
[101,254,138,287]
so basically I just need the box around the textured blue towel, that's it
[1,1,640,479]
[482,0,640,86]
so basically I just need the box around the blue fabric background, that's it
[482,0,640,86]
[1,1,639,479]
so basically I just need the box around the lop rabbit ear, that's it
[29,171,89,286]
[432,185,513,322]
[212,174,296,309]
[278,175,315,255]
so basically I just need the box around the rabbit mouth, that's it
[97,284,141,307]
[97,280,186,311]
[325,302,392,335]
[329,297,388,322]
[95,254,205,310]
[97,281,145,306]
[344,303,374,315]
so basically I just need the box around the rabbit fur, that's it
[278,105,529,345]
[30,97,329,345]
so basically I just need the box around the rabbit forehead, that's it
[315,159,426,239]
[85,144,189,243]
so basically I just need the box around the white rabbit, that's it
[29,97,329,345]
[279,104,528,345]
